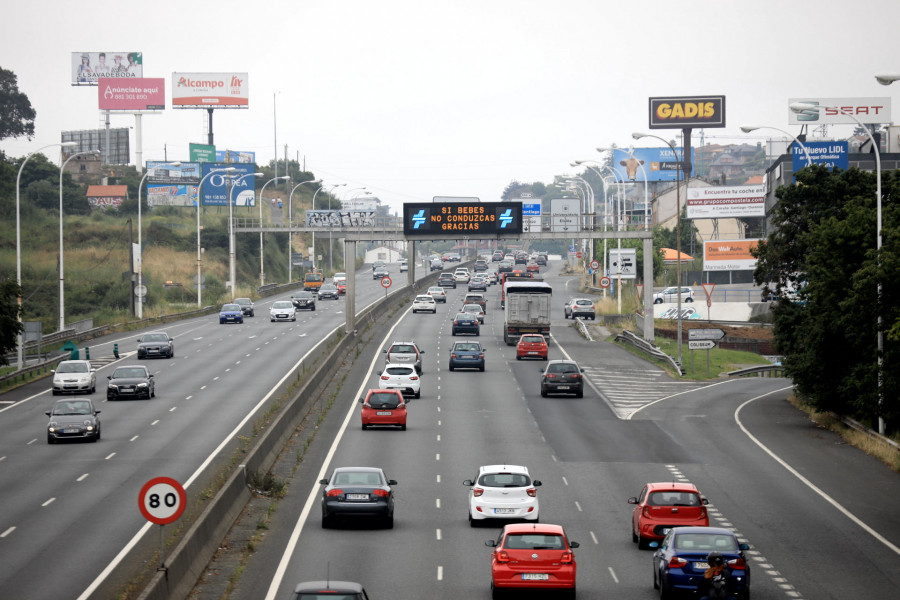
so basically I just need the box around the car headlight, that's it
[137,382,148,388]
[48,421,58,431]
[108,384,117,390]
[84,420,94,430]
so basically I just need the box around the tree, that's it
[753,165,899,431]
[0,67,36,141]
[0,278,22,365]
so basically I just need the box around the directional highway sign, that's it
[688,340,716,350]
[688,328,725,341]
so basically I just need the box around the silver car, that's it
[51,360,96,395]
[383,341,425,374]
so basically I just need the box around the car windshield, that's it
[480,472,530,487]
[143,334,168,342]
[385,366,414,375]
[332,471,383,486]
[53,401,92,415]
[673,533,738,552]
[306,274,323,281]
[57,362,88,373]
[648,491,701,506]
[521,336,544,344]
[273,302,293,308]
[296,292,313,298]
[321,285,336,290]
[366,392,402,409]
[113,368,147,379]
[547,363,579,374]
[222,304,240,311]
[454,343,480,352]
[504,534,565,550]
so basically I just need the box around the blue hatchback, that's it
[448,341,485,371]
[219,303,244,324]
[651,526,750,599]
[451,313,480,336]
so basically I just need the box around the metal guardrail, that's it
[726,364,786,378]
[615,330,685,376]
[573,317,593,341]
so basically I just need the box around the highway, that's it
[0,266,418,600]
[210,262,900,600]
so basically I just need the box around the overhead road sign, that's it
[403,202,522,236]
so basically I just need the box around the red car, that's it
[628,482,709,548]
[335,282,347,295]
[486,523,578,598]
[516,334,548,360]
[525,262,540,273]
[359,389,407,431]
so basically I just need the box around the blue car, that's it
[451,312,480,336]
[219,303,244,324]
[651,526,750,599]
[448,341,485,371]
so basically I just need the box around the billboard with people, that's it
[72,52,143,85]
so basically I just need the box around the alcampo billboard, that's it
[172,73,249,108]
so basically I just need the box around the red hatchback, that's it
[628,482,709,548]
[516,334,548,360]
[359,389,407,431]
[486,523,578,599]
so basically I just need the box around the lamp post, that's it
[229,172,264,296]
[634,132,686,368]
[136,161,181,319]
[572,160,624,298]
[311,183,345,270]
[16,141,76,369]
[596,147,651,230]
[793,98,884,434]
[59,149,99,332]
[739,125,812,166]
[333,187,366,272]
[288,179,322,282]
[196,166,237,307]
[258,175,289,286]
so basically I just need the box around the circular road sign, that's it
[589,259,600,270]
[134,284,148,297]
[599,276,611,288]
[380,276,392,288]
[576,251,583,259]
[138,476,187,525]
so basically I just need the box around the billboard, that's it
[216,150,256,163]
[201,163,256,206]
[146,162,201,207]
[609,147,694,183]
[62,128,130,165]
[792,141,848,173]
[788,97,891,125]
[403,202,522,236]
[305,210,376,227]
[172,73,249,108]
[649,95,725,129]
[190,143,216,163]
[72,52,143,85]
[703,239,760,271]
[98,78,164,110]
[686,185,765,219]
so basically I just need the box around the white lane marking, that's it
[1,527,15,538]
[200,386,207,390]
[608,567,619,584]
[436,498,441,509]
[436,528,442,540]
[562,476,569,486]
[42,498,55,507]
[436,453,440,461]
[437,565,443,581]
[213,377,219,381]
[436,434,441,442]
[105,453,115,460]
[574,501,582,512]
[590,531,598,544]
[130,436,139,442]
[436,475,441,483]
[735,387,900,557]
[169,407,176,412]
[151,420,159,426]
[77,474,89,482]
[27,439,37,445]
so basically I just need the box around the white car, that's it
[426,286,447,303]
[462,303,485,323]
[269,300,297,322]
[652,286,695,304]
[463,465,541,525]
[399,260,408,272]
[412,295,437,314]
[454,268,470,283]
[378,363,421,399]
[51,360,96,395]
[333,272,347,285]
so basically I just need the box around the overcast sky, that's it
[2,0,898,214]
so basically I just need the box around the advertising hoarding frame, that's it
[172,72,249,108]
[609,147,694,183]
[201,163,256,206]
[788,97,891,125]
[686,185,765,219]
[98,78,164,111]
[703,239,760,271]
[72,52,143,85]
[649,95,726,129]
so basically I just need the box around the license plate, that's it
[493,508,516,514]
[528,351,538,355]
[376,411,392,416]
[522,574,549,581]
[557,385,570,390]
[694,562,709,569]
[63,429,79,434]
[346,494,369,500]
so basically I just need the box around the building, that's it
[86,185,128,209]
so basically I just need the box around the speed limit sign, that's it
[599,276,611,288]
[139,476,186,525]
[589,259,600,270]
[380,276,392,288]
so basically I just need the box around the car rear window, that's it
[673,533,738,552]
[385,366,414,375]
[333,471,383,486]
[576,300,593,306]
[648,491,701,506]
[504,534,564,550]
[391,345,415,353]
[480,473,530,487]
[454,343,480,352]
[366,393,402,408]
[548,363,579,374]
[415,296,432,302]
[521,336,544,343]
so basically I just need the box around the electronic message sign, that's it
[403,202,522,236]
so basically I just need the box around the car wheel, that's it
[516,355,521,360]
[271,318,275,322]
[96,427,101,440]
[90,383,96,393]
[361,423,367,430]
[632,527,639,543]
[654,298,662,304]
[385,514,394,529]
[47,435,54,444]
[491,581,504,600]
[566,586,576,600]
[576,390,583,398]
[90,433,98,443]
[540,389,547,397]
[151,388,155,398]
[414,390,420,399]
[449,365,454,371]
[52,390,59,396]
[400,424,407,431]
[479,365,485,372]
[685,297,693,303]
[321,515,331,529]
[292,317,296,321]
[311,306,316,311]
[638,534,649,550]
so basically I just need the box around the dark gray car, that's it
[107,365,155,400]
[46,398,101,443]
[136,331,174,359]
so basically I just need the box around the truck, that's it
[303,271,323,293]
[502,280,553,345]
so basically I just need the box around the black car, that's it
[318,284,340,300]
[107,365,155,400]
[136,332,174,359]
[498,260,514,273]
[233,297,255,317]
[438,273,457,288]
[373,266,390,279]
[46,398,101,444]
[320,466,397,528]
[292,291,317,311]
[290,581,370,600]
[452,312,480,336]
[536,255,547,266]
[540,360,585,398]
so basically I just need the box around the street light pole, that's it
[258,175,289,286]
[16,141,76,369]
[136,161,181,320]
[740,125,812,166]
[333,187,366,272]
[311,183,345,271]
[596,147,651,230]
[196,167,237,307]
[791,100,884,434]
[634,132,685,368]
[287,179,322,282]
[59,150,99,332]
[229,172,264,297]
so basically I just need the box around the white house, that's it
[364,246,404,264]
